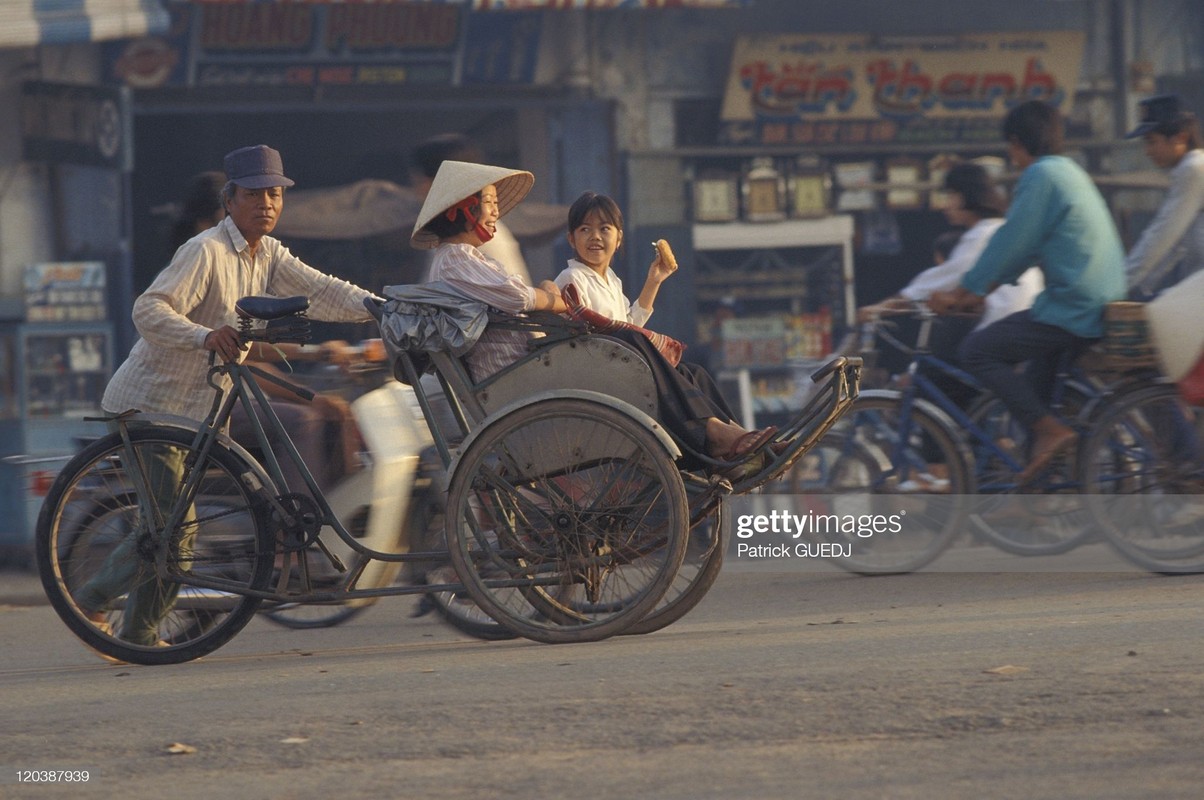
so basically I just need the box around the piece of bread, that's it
[654,239,678,272]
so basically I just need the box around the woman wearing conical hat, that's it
[411,161,777,468]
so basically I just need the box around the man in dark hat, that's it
[1123,94,1204,296]
[79,145,377,654]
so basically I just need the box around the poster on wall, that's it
[720,31,1085,147]
[24,263,107,323]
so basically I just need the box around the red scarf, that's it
[446,197,493,244]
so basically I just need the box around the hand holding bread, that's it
[653,239,679,272]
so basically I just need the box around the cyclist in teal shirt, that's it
[931,100,1125,483]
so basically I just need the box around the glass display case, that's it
[0,321,114,558]
[0,322,113,424]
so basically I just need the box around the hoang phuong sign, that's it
[720,31,1085,147]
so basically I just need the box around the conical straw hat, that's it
[410,160,534,250]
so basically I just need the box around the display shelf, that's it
[692,217,854,428]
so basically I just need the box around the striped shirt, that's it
[427,242,536,382]
[103,215,374,423]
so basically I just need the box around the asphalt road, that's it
[2,545,1203,800]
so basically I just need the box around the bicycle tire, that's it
[622,496,728,636]
[406,484,517,641]
[819,391,973,574]
[36,427,274,665]
[445,398,688,643]
[964,385,1097,556]
[261,598,367,629]
[1079,383,1204,574]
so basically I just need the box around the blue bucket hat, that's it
[1125,95,1194,139]
[223,145,295,189]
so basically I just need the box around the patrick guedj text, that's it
[735,509,905,558]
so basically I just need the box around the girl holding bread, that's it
[553,191,677,324]
[413,167,777,468]
[550,191,776,473]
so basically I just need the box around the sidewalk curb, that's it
[0,570,47,607]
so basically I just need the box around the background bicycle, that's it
[786,303,1110,573]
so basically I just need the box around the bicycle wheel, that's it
[261,595,367,629]
[1080,384,1204,573]
[817,391,973,574]
[965,385,1097,556]
[406,483,516,641]
[36,427,274,665]
[623,493,728,636]
[55,491,221,642]
[445,399,688,643]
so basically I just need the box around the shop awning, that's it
[0,0,748,50]
[0,0,171,48]
[465,1,749,7]
[185,0,748,8]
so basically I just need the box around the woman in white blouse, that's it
[858,162,1042,330]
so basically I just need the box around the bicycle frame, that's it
[112,356,461,606]
[867,308,1095,492]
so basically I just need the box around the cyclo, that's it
[36,290,861,664]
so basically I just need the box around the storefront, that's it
[103,1,632,296]
[0,0,1200,561]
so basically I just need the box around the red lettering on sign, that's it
[739,60,856,116]
[325,5,459,52]
[865,59,934,116]
[866,57,1063,116]
[1020,57,1058,101]
[200,5,313,51]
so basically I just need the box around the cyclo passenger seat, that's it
[368,289,660,451]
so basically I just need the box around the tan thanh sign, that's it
[721,31,1085,146]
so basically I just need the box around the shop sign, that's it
[722,316,787,368]
[20,83,129,170]
[720,31,1085,146]
[105,1,547,88]
[470,0,749,6]
[107,1,467,89]
[24,263,108,323]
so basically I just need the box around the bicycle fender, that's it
[110,413,281,497]
[448,388,681,478]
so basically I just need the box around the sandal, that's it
[1017,428,1078,486]
[83,614,170,660]
[720,426,778,461]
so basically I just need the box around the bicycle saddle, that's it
[236,295,310,321]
